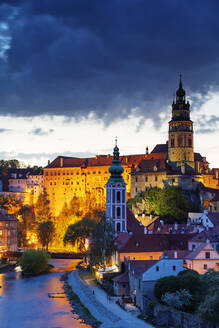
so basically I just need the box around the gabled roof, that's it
[118,233,194,253]
[113,271,129,283]
[164,250,190,259]
[129,260,158,276]
[184,242,216,259]
[45,154,147,169]
[151,144,168,154]
[127,208,144,234]
[136,158,169,173]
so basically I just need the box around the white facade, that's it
[142,258,184,281]
[106,182,127,233]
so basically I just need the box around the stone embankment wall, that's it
[143,296,218,328]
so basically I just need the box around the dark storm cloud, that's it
[1,0,219,123]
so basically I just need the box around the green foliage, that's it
[154,275,179,300]
[127,186,197,223]
[178,271,202,300]
[89,215,117,268]
[197,287,219,323]
[162,289,192,310]
[34,192,51,224]
[0,159,22,169]
[37,221,55,251]
[64,217,97,251]
[19,249,50,275]
[0,195,22,215]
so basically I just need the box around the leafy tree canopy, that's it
[34,192,51,224]
[19,249,50,275]
[37,221,55,251]
[0,195,22,215]
[64,217,97,251]
[128,186,198,223]
[89,214,117,269]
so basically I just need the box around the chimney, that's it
[48,160,50,165]
[144,226,147,234]
[174,251,177,259]
[60,157,63,168]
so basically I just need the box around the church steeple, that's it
[107,139,125,185]
[172,75,190,121]
[106,140,127,233]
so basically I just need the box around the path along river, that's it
[0,259,91,328]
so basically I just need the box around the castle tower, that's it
[168,76,194,171]
[106,140,127,233]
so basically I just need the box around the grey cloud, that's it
[1,1,219,125]
[29,128,54,136]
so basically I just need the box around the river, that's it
[0,259,91,328]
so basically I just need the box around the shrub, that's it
[162,289,192,310]
[197,287,219,324]
[178,271,202,300]
[154,276,179,300]
[19,249,50,275]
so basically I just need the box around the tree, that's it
[18,205,36,246]
[162,289,192,310]
[0,195,22,215]
[128,187,193,223]
[89,215,117,269]
[154,276,179,300]
[64,217,97,251]
[34,192,51,224]
[19,250,50,275]
[197,287,219,324]
[0,159,23,169]
[37,221,55,251]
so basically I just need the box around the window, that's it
[145,177,148,182]
[203,264,208,270]
[117,207,121,217]
[173,265,176,271]
[135,187,138,193]
[171,139,175,147]
[155,176,158,182]
[0,230,2,236]
[135,177,138,183]
[117,191,121,202]
[156,266,159,271]
[116,222,121,232]
[205,252,210,259]
[150,256,153,260]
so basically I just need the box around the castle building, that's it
[106,141,127,233]
[168,76,194,172]
[44,154,146,216]
[131,78,219,198]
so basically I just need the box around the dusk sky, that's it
[0,1,219,167]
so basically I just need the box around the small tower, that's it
[168,75,194,171]
[106,139,127,233]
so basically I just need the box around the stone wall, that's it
[143,296,218,328]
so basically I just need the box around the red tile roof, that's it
[164,250,190,259]
[118,233,194,253]
[135,158,170,173]
[45,154,147,169]
[113,271,129,283]
[127,208,144,234]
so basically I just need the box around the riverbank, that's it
[61,273,101,327]
[68,269,154,328]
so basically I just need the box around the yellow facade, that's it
[43,156,145,216]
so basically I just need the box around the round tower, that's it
[168,76,194,171]
[106,139,127,233]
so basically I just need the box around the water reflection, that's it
[0,259,91,328]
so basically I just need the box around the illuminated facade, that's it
[44,154,146,216]
[106,142,127,233]
[131,78,219,198]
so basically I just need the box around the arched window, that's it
[116,222,121,232]
[171,139,175,147]
[117,207,121,217]
[117,191,121,202]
